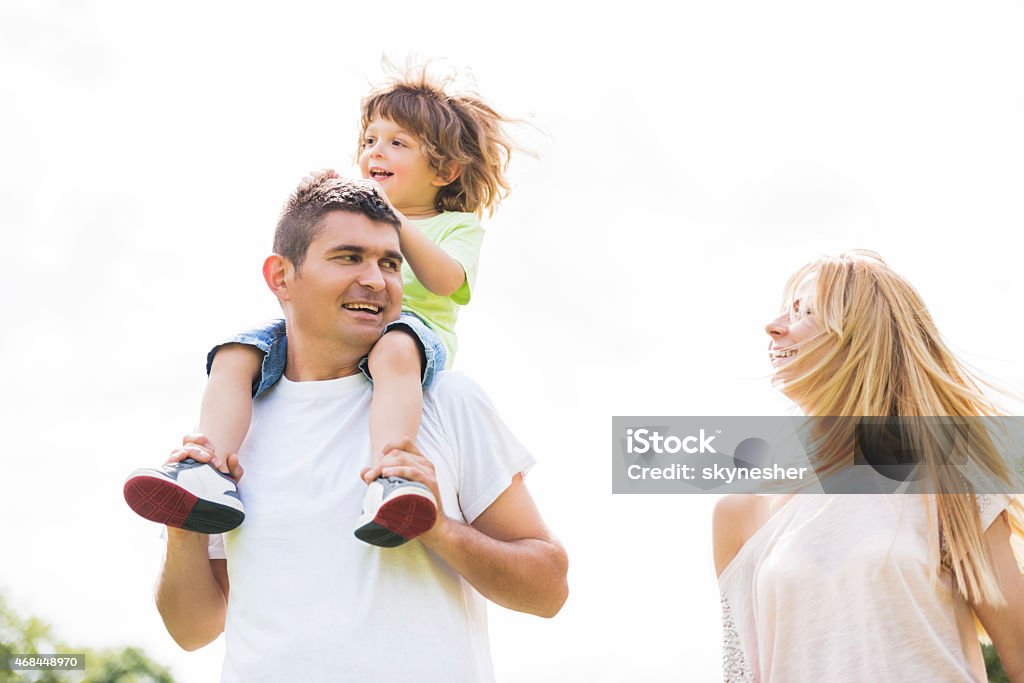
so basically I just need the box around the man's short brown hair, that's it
[273,174,401,271]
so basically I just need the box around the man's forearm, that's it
[367,448,568,617]
[156,530,226,650]
[421,520,569,618]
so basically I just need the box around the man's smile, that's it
[341,300,385,318]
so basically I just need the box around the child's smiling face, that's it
[359,116,449,217]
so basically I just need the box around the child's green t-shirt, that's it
[402,211,483,368]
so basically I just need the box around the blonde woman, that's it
[714,251,1024,682]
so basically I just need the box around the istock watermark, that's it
[612,416,1024,494]
[625,428,718,454]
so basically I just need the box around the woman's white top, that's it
[718,493,1014,682]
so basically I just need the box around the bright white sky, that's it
[2,1,1023,681]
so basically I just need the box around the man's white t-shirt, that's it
[207,371,535,683]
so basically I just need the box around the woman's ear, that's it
[432,161,463,187]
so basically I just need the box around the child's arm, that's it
[198,344,263,472]
[358,176,466,297]
[395,216,467,297]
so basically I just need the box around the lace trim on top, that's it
[721,591,755,683]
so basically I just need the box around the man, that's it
[154,175,568,682]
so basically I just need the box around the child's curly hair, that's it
[358,63,515,217]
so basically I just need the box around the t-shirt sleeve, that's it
[432,372,536,524]
[207,533,227,560]
[159,527,227,559]
[437,215,485,306]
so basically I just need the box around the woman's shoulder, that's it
[713,495,787,579]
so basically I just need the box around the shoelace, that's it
[167,457,201,470]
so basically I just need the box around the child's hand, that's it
[166,433,245,481]
[358,177,402,215]
[296,168,340,193]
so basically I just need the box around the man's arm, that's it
[154,440,239,650]
[425,473,568,617]
[156,530,229,651]
[363,440,569,618]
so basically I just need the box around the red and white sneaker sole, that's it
[123,472,245,534]
[354,487,437,548]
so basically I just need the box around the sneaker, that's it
[353,476,437,548]
[123,458,245,534]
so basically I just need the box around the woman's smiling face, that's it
[765,272,821,373]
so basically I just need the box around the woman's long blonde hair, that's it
[778,250,1023,606]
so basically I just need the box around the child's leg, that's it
[199,343,264,472]
[123,344,260,533]
[354,314,444,547]
[367,329,425,468]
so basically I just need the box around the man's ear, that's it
[263,254,292,302]
[432,161,462,187]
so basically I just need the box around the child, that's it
[123,64,516,547]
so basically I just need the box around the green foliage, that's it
[0,592,174,683]
[2,588,1012,681]
[983,642,1008,683]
